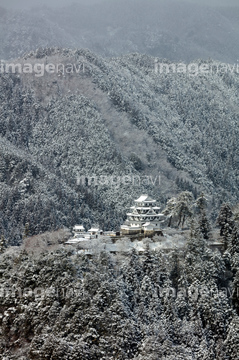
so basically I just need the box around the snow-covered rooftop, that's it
[135,194,156,203]
[88,228,99,232]
[65,238,87,244]
[73,225,85,231]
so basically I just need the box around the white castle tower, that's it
[120,194,164,236]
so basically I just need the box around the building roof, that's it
[65,238,87,244]
[135,194,156,203]
[136,207,152,210]
[120,225,141,230]
[127,213,162,217]
[73,225,85,230]
[88,228,99,232]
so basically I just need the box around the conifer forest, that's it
[1,0,239,358]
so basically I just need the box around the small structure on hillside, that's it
[65,225,104,245]
[66,194,165,248]
[120,194,165,236]
[73,225,85,237]
[88,227,104,236]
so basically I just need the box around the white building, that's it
[88,228,104,236]
[73,225,86,237]
[120,194,164,236]
[68,225,104,244]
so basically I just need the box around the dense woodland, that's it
[1,2,239,357]
[0,200,239,359]
[1,48,239,243]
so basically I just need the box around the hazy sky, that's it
[1,0,239,9]
[0,0,104,9]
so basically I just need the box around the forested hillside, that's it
[1,210,239,359]
[1,47,239,243]
[1,1,239,358]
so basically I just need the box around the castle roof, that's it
[135,194,156,203]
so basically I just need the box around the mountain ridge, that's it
[1,0,239,63]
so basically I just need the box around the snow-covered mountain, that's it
[1,47,239,242]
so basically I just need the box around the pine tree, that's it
[224,316,239,358]
[198,211,212,241]
[176,191,194,228]
[163,196,177,227]
[196,193,211,240]
[169,251,181,293]
[196,192,207,212]
[217,203,234,236]
[163,191,193,229]
[228,226,239,258]
[217,203,235,250]
[184,220,210,283]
